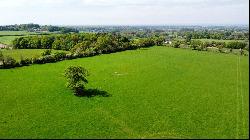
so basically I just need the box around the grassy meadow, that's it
[0,31,51,45]
[0,49,69,61]
[0,46,248,139]
[0,36,19,45]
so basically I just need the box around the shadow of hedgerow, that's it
[75,88,111,98]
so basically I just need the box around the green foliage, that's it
[190,40,203,50]
[226,41,248,49]
[71,41,92,54]
[2,55,17,68]
[53,52,67,61]
[41,49,52,56]
[64,66,89,95]
[171,40,181,48]
[19,56,32,66]
[12,33,161,53]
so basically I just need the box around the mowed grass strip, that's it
[0,46,249,139]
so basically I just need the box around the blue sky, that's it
[0,0,249,25]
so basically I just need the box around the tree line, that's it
[12,33,165,52]
[1,33,165,69]
[171,39,249,53]
[0,23,79,33]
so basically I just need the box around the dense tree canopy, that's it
[12,33,164,54]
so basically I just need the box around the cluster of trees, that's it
[12,33,164,52]
[2,33,165,69]
[182,31,249,40]
[0,23,79,33]
[171,39,249,53]
[0,23,40,31]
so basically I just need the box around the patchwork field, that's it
[0,46,249,139]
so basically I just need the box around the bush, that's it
[226,41,248,49]
[190,40,203,50]
[19,57,32,66]
[41,49,52,56]
[64,66,89,95]
[53,52,67,61]
[3,56,17,68]
[171,40,181,48]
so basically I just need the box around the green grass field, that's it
[0,46,249,139]
[0,31,52,45]
[0,49,69,61]
[0,31,38,36]
[0,36,20,45]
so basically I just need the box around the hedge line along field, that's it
[193,39,248,43]
[0,46,249,139]
[0,49,69,61]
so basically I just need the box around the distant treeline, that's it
[171,39,249,52]
[73,25,249,40]
[0,23,79,33]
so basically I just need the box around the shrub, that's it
[190,40,203,50]
[53,52,67,61]
[41,49,52,56]
[64,66,89,95]
[3,56,17,68]
[226,41,248,49]
[171,40,181,48]
[65,53,74,60]
[19,56,32,66]
[43,55,56,63]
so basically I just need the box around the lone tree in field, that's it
[64,66,89,95]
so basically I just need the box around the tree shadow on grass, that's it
[75,88,111,98]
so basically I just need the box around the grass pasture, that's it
[0,36,19,45]
[0,49,69,61]
[0,31,52,45]
[0,31,39,36]
[0,46,249,139]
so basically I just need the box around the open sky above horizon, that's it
[0,0,249,26]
